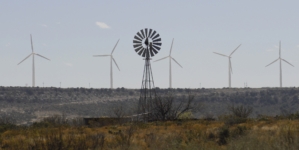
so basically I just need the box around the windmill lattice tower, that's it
[133,28,162,121]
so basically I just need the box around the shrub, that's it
[217,126,229,145]
[228,105,253,118]
[178,111,193,120]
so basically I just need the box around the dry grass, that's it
[0,119,298,149]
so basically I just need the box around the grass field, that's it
[0,116,299,150]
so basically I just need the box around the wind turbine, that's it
[154,39,182,88]
[93,39,120,89]
[18,34,50,87]
[213,44,241,88]
[265,41,294,87]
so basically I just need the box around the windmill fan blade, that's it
[135,46,143,53]
[150,31,156,38]
[282,59,294,67]
[170,38,174,55]
[112,58,120,71]
[111,39,120,54]
[93,55,110,57]
[138,48,145,56]
[17,54,32,65]
[133,44,142,48]
[148,29,153,38]
[213,52,228,57]
[140,30,145,39]
[230,59,233,74]
[145,28,148,37]
[36,54,50,61]
[30,34,34,52]
[153,45,161,51]
[134,36,142,41]
[137,32,143,39]
[172,58,183,68]
[133,40,142,44]
[153,38,161,43]
[149,48,154,57]
[152,34,160,40]
[154,56,168,62]
[152,48,158,54]
[151,45,157,51]
[229,44,241,56]
[133,28,161,58]
[265,58,279,67]
[153,43,162,46]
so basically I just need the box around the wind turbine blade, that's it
[35,54,50,61]
[279,41,281,58]
[213,52,228,57]
[265,58,279,67]
[169,38,174,56]
[229,44,241,56]
[111,39,120,54]
[282,59,294,67]
[171,57,183,68]
[17,54,32,65]
[30,34,34,52]
[112,58,120,71]
[93,55,110,57]
[154,56,168,62]
[230,59,233,74]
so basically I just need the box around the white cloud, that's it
[296,45,299,48]
[96,22,110,29]
[42,24,48,27]
[5,43,10,47]
[65,63,73,67]
[56,22,61,25]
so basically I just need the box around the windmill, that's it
[93,39,120,89]
[213,44,241,88]
[133,28,162,120]
[265,41,294,87]
[154,39,182,88]
[17,34,50,87]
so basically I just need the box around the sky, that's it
[1,1,299,89]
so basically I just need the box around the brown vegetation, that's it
[0,114,299,149]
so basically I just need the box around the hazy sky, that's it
[1,1,299,89]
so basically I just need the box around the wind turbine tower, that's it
[265,41,294,87]
[154,39,182,88]
[93,39,120,89]
[18,34,51,87]
[213,44,241,88]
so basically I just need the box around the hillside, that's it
[0,86,298,124]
